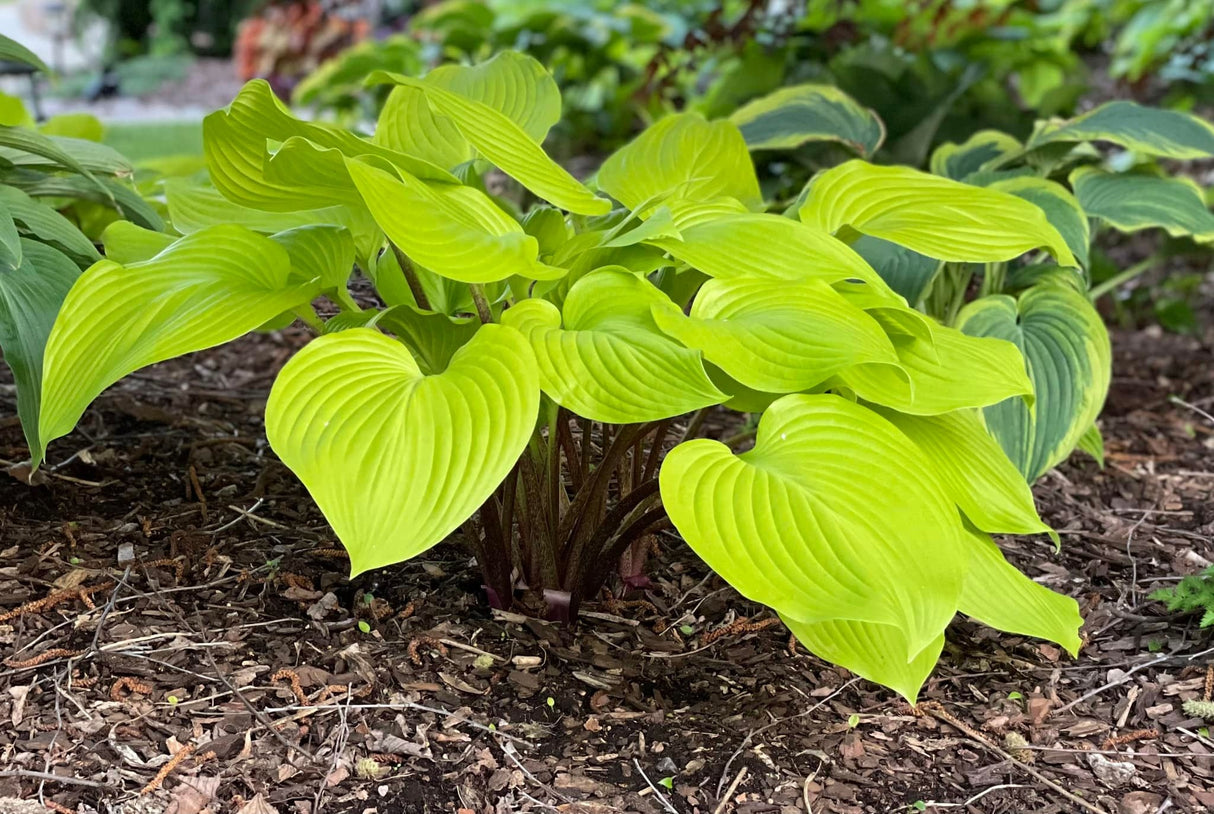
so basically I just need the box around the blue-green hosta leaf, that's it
[501,269,725,422]
[38,226,320,465]
[799,160,1076,267]
[1027,101,1214,160]
[958,529,1082,656]
[958,279,1111,482]
[369,71,608,216]
[851,235,941,305]
[345,157,562,283]
[647,211,892,292]
[265,325,540,575]
[661,394,968,666]
[652,276,898,394]
[929,130,1023,180]
[0,135,131,175]
[0,126,98,180]
[0,240,79,455]
[781,615,944,704]
[728,83,884,157]
[876,407,1054,541]
[375,51,560,169]
[270,224,355,290]
[9,174,162,231]
[1076,422,1104,467]
[839,322,1032,416]
[99,221,175,264]
[597,114,762,212]
[203,80,454,212]
[985,176,1091,270]
[1070,167,1214,243]
[0,186,100,267]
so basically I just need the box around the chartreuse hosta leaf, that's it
[0,187,101,267]
[204,79,454,212]
[1070,167,1214,243]
[958,277,1111,482]
[727,83,884,157]
[0,240,80,456]
[1076,423,1104,467]
[651,277,898,394]
[344,157,562,283]
[265,325,540,575]
[839,321,1032,416]
[270,224,355,290]
[369,71,608,216]
[597,114,762,212]
[799,160,1076,267]
[647,211,892,291]
[100,221,175,264]
[958,529,1081,656]
[661,395,968,691]
[873,407,1055,541]
[1027,100,1214,159]
[375,51,560,170]
[37,226,320,465]
[501,269,725,423]
[930,130,1023,180]
[985,176,1091,269]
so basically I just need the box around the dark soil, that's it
[0,308,1211,814]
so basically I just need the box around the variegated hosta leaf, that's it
[265,325,540,575]
[1070,167,1214,243]
[646,211,892,292]
[929,130,1023,180]
[1076,422,1104,467]
[839,321,1033,416]
[799,160,1077,267]
[985,176,1091,269]
[875,407,1055,540]
[652,276,898,394]
[38,225,321,465]
[661,394,969,671]
[958,277,1111,482]
[345,157,562,283]
[958,529,1082,655]
[0,186,100,267]
[0,240,80,456]
[369,70,608,216]
[727,83,885,157]
[203,79,454,212]
[597,114,762,212]
[375,51,561,170]
[500,268,725,422]
[1027,100,1214,160]
[851,236,940,305]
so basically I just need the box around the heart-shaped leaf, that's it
[661,394,968,662]
[728,83,885,157]
[1026,100,1214,159]
[1070,167,1214,243]
[265,325,540,575]
[930,130,1022,180]
[598,114,762,212]
[958,276,1111,482]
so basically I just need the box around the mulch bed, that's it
[0,310,1211,814]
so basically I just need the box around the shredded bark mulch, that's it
[0,309,1211,813]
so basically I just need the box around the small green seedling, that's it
[659,776,674,789]
[357,620,371,634]
[1007,691,1023,701]
[847,713,860,729]
[546,696,556,711]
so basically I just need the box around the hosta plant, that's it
[735,80,1214,482]
[1,34,162,463]
[29,51,1085,702]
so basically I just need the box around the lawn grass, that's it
[103,120,204,162]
